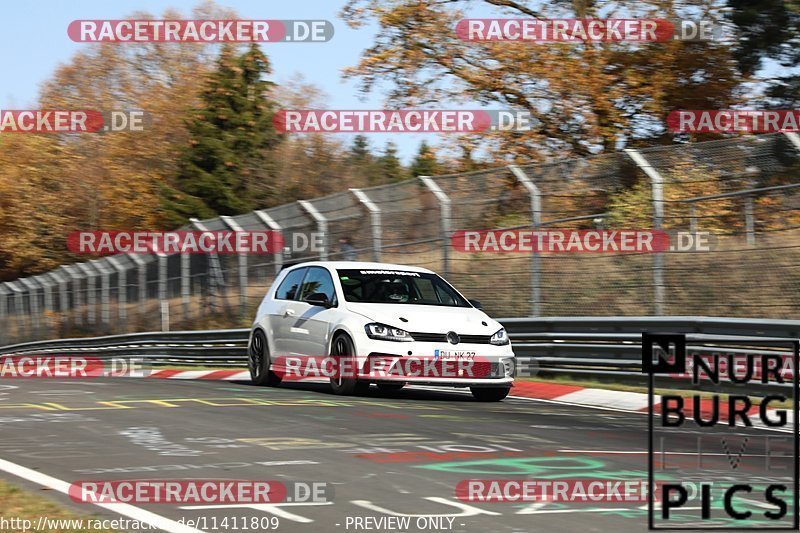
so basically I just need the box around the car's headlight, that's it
[490,328,510,346]
[365,323,414,342]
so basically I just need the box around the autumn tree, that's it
[0,5,231,278]
[377,141,407,183]
[346,135,379,185]
[410,141,440,176]
[341,0,742,160]
[727,0,799,107]
[168,43,280,221]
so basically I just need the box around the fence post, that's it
[54,268,70,330]
[784,132,800,151]
[298,200,328,261]
[127,254,148,324]
[37,275,53,334]
[19,278,41,338]
[181,252,190,322]
[157,253,168,331]
[76,263,98,325]
[221,216,248,318]
[106,256,128,330]
[625,149,665,315]
[255,210,284,274]
[351,188,382,262]
[508,165,542,316]
[62,265,84,327]
[0,284,8,345]
[419,176,452,277]
[744,194,755,245]
[6,281,27,341]
[190,219,225,313]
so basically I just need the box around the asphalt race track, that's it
[0,377,794,532]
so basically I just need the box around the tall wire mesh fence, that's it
[2,132,800,344]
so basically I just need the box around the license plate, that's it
[434,349,476,360]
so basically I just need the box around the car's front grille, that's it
[409,332,447,343]
[409,332,493,344]
[460,334,493,344]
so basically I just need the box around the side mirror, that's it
[305,292,333,308]
[468,299,483,309]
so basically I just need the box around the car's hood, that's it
[344,302,501,334]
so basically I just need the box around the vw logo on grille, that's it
[446,331,460,345]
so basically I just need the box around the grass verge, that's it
[0,479,119,532]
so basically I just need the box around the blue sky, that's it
[0,0,439,162]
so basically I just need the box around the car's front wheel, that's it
[249,330,282,387]
[329,333,370,396]
[470,386,510,402]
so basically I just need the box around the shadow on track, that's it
[230,379,486,403]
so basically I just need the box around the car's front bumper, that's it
[352,335,515,387]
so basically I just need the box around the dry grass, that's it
[0,479,119,532]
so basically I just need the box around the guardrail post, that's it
[625,149,665,315]
[255,210,283,274]
[419,176,452,277]
[744,194,755,246]
[106,256,128,329]
[221,216,248,318]
[351,188,382,262]
[508,165,542,317]
[298,200,328,261]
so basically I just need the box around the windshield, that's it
[337,269,471,307]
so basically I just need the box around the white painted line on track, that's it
[0,457,205,533]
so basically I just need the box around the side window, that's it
[415,278,438,302]
[299,267,337,304]
[275,268,307,300]
[433,280,459,306]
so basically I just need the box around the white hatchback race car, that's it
[248,261,515,401]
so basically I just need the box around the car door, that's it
[270,266,307,356]
[287,266,339,357]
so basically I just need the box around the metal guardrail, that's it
[0,329,249,367]
[0,317,797,384]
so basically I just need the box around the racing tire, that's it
[470,386,510,402]
[329,333,370,396]
[249,329,282,386]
